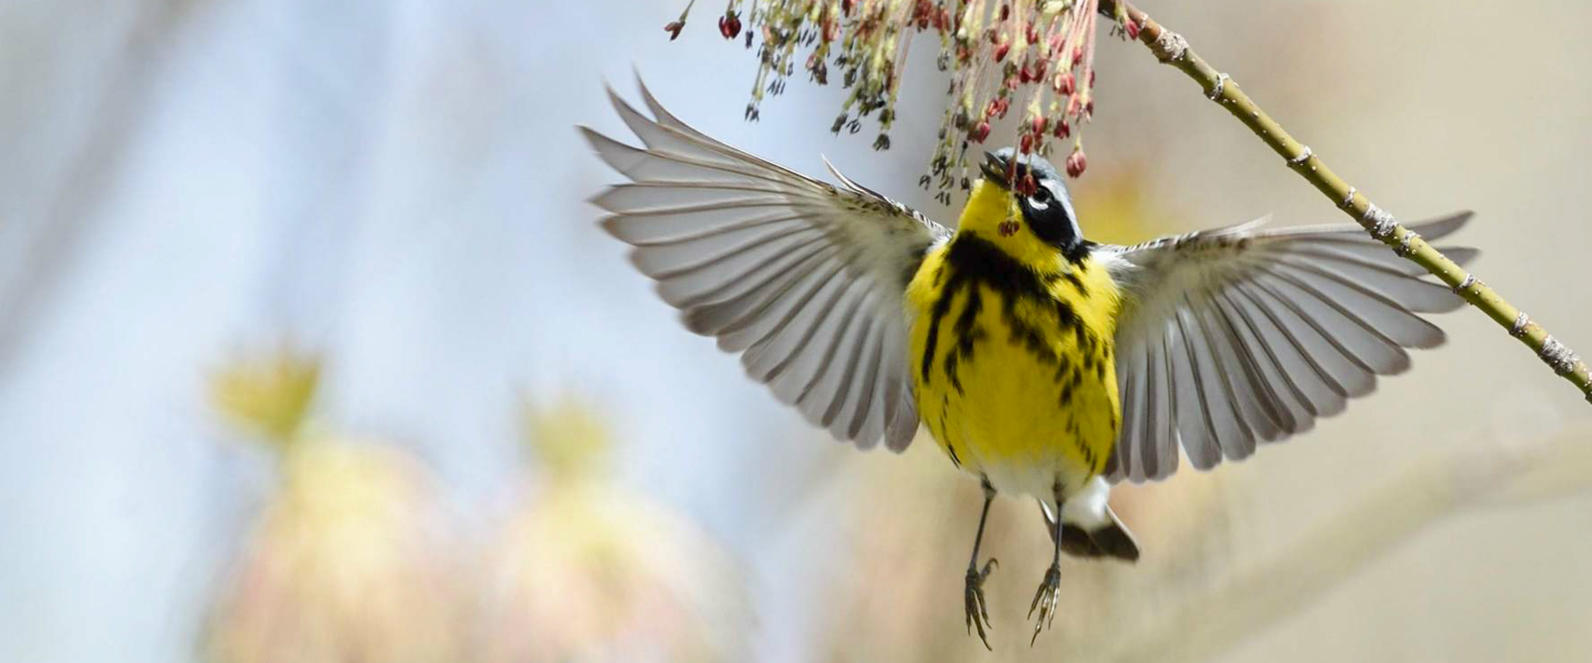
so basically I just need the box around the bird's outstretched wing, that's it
[581,81,948,451]
[1100,213,1477,483]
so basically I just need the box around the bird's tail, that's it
[1046,503,1140,562]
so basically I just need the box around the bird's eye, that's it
[1029,187,1052,205]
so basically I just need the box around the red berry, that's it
[1020,133,1034,154]
[664,21,684,40]
[1031,116,1047,134]
[994,42,1010,62]
[1052,121,1070,139]
[1125,19,1141,40]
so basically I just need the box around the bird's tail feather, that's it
[1048,504,1140,562]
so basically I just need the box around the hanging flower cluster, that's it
[665,0,1139,201]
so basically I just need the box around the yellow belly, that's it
[907,237,1122,499]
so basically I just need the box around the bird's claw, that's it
[1027,564,1061,646]
[964,558,998,650]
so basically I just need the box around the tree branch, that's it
[1098,0,1592,405]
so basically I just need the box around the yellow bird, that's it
[582,81,1474,647]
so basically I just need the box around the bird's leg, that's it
[964,478,998,650]
[1028,487,1064,645]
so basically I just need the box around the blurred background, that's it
[3,1,1590,661]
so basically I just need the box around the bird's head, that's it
[961,148,1087,265]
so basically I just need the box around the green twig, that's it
[1098,0,1592,405]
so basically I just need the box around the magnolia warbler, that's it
[582,81,1474,648]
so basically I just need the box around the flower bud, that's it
[1019,173,1038,196]
[1055,71,1075,95]
[986,97,1011,119]
[1065,147,1087,178]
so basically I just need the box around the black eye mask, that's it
[1019,179,1081,252]
[983,148,1087,259]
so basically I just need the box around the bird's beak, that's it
[980,151,1010,189]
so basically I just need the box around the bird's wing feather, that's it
[582,81,948,451]
[1101,212,1476,482]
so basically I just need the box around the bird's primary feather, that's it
[1100,212,1476,483]
[582,80,946,450]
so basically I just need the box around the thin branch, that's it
[1098,0,1592,405]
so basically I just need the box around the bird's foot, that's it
[964,558,998,649]
[1027,563,1061,646]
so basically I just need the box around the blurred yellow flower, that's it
[203,435,465,663]
[522,395,611,481]
[474,397,750,663]
[209,345,320,444]
[204,347,465,663]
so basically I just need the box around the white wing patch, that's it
[1102,213,1477,482]
[582,81,949,451]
